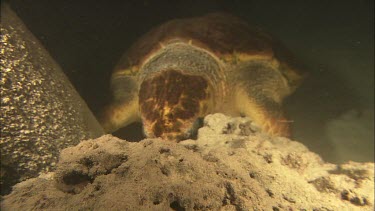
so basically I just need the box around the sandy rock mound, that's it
[2,114,374,210]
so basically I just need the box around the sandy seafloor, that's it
[2,114,374,210]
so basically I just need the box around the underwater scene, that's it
[1,0,374,210]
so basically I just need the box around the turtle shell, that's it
[113,13,305,91]
[104,12,307,139]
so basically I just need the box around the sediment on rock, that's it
[1,114,374,210]
[0,4,104,195]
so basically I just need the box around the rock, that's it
[0,3,104,195]
[2,114,373,210]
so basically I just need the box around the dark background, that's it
[7,0,374,163]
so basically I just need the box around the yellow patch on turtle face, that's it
[139,69,213,140]
[112,66,139,78]
[220,52,279,67]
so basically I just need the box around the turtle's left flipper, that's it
[232,60,292,137]
[100,75,140,133]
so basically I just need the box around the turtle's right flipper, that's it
[234,89,291,137]
[100,75,140,133]
[232,60,292,137]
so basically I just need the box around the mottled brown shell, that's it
[114,13,305,90]
[103,13,307,139]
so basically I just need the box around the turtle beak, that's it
[142,117,203,141]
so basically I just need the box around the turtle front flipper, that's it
[233,60,293,137]
[100,75,140,133]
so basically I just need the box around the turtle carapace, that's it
[100,13,305,140]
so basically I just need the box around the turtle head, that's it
[139,69,213,141]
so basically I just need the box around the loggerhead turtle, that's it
[100,13,305,140]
